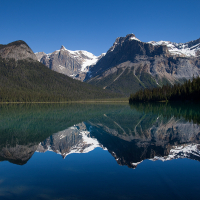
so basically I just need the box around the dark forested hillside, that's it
[0,57,122,102]
[129,76,200,103]
[87,65,162,96]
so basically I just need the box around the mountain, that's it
[0,40,122,102]
[0,40,37,61]
[35,34,200,96]
[1,102,200,168]
[2,120,200,167]
[35,46,105,81]
[148,38,200,57]
[37,122,105,158]
[36,116,200,169]
[86,34,200,96]
[0,143,38,165]
[35,102,200,169]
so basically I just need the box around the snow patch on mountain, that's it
[36,124,106,158]
[129,36,141,42]
[35,46,105,75]
[131,160,143,167]
[108,34,142,54]
[150,144,200,162]
[62,130,104,158]
[148,40,200,57]
[35,52,47,61]
[56,46,102,72]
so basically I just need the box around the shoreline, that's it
[0,99,129,104]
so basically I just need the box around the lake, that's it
[0,102,200,200]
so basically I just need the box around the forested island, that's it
[129,76,200,103]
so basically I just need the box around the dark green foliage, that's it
[130,102,200,124]
[89,68,124,89]
[129,76,200,102]
[140,72,158,88]
[0,57,122,102]
[0,103,133,148]
[88,67,160,96]
[104,68,144,96]
[159,77,171,86]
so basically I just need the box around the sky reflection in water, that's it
[0,102,200,200]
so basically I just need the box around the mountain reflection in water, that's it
[0,102,200,169]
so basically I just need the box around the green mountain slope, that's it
[87,64,176,96]
[0,57,122,102]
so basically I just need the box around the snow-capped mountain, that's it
[107,33,200,58]
[36,123,106,158]
[34,111,200,169]
[108,34,141,52]
[129,144,200,168]
[2,111,200,168]
[86,34,200,96]
[35,34,200,95]
[148,38,200,57]
[35,46,105,81]
[150,144,200,162]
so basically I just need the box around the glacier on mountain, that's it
[148,40,200,57]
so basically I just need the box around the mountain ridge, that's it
[85,34,200,96]
[0,40,123,102]
[35,34,200,93]
[0,40,37,61]
[35,45,105,81]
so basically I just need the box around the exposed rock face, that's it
[36,46,103,81]
[1,108,200,168]
[37,123,103,158]
[86,34,169,79]
[148,37,200,57]
[0,40,37,61]
[88,115,200,168]
[40,46,82,78]
[0,144,38,165]
[35,52,46,61]
[35,34,200,89]
[36,111,200,169]
[86,34,200,96]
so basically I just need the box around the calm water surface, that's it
[0,102,200,200]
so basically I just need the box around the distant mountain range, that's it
[36,118,200,169]
[35,46,105,81]
[86,34,200,96]
[1,102,200,168]
[35,34,200,96]
[0,40,121,102]
[2,109,200,168]
[1,34,200,100]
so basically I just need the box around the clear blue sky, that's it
[1,0,200,56]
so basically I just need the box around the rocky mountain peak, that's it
[86,34,170,81]
[35,45,102,81]
[148,37,200,57]
[126,33,136,38]
[108,33,141,53]
[60,45,67,51]
[35,52,46,61]
[0,40,37,61]
[125,33,140,41]
[186,37,200,48]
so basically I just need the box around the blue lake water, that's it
[0,102,200,200]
